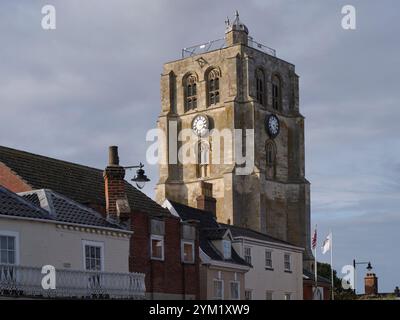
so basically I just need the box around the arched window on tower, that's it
[272,74,282,111]
[184,74,197,111]
[196,140,210,178]
[265,140,276,179]
[207,69,220,106]
[256,68,266,106]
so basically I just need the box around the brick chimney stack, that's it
[364,273,378,295]
[196,181,216,217]
[104,146,129,220]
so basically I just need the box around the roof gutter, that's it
[0,214,133,235]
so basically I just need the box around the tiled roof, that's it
[0,145,169,217]
[0,186,52,220]
[168,201,219,229]
[167,201,249,267]
[202,228,229,240]
[220,223,297,247]
[20,189,125,230]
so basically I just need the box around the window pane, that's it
[7,238,15,250]
[231,282,239,299]
[214,281,222,299]
[0,236,6,250]
[95,247,101,259]
[8,251,15,264]
[223,240,231,259]
[1,250,7,264]
[152,239,163,259]
[90,246,95,258]
[183,243,193,262]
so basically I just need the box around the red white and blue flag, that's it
[312,227,317,250]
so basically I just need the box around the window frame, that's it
[184,74,198,111]
[256,68,266,106]
[284,253,291,272]
[272,74,282,111]
[181,240,195,264]
[230,280,240,300]
[0,230,19,266]
[265,250,273,269]
[222,239,232,259]
[150,234,165,261]
[213,279,224,300]
[244,289,252,300]
[244,246,252,265]
[266,141,276,167]
[266,290,273,300]
[207,69,220,106]
[82,240,104,272]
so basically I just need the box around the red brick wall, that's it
[303,281,331,300]
[0,163,32,193]
[129,210,200,299]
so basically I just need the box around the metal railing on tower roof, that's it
[181,36,276,59]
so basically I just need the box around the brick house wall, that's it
[129,210,200,299]
[303,281,331,300]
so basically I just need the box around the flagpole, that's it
[330,231,334,300]
[314,225,318,297]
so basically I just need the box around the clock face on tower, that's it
[265,114,280,138]
[192,115,209,137]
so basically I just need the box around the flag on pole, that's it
[312,228,317,250]
[322,232,332,254]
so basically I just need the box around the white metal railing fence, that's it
[0,264,145,299]
[181,36,276,58]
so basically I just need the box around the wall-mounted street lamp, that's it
[125,163,150,189]
[353,259,372,294]
[107,146,150,190]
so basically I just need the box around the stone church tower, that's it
[155,13,313,266]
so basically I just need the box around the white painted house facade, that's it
[0,186,145,299]
[225,224,304,300]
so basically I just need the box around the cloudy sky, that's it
[0,1,399,293]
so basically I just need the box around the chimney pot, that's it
[109,146,119,166]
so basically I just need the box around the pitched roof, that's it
[19,189,125,230]
[219,223,298,247]
[167,201,219,229]
[303,269,331,285]
[0,145,169,217]
[0,185,52,220]
[167,200,249,267]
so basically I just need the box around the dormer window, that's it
[222,240,231,259]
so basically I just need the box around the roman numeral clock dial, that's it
[265,114,280,139]
[192,115,209,137]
